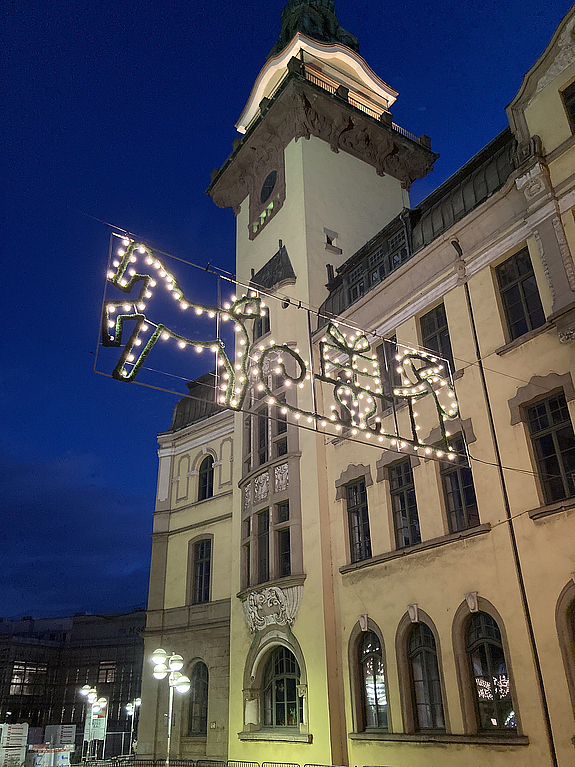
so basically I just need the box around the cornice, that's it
[208,74,437,212]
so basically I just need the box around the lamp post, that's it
[79,685,98,760]
[124,697,141,754]
[151,649,190,767]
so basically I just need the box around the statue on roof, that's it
[268,0,359,58]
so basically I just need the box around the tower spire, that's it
[269,0,359,58]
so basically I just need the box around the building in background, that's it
[138,2,575,767]
[0,611,145,757]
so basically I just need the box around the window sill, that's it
[181,736,207,743]
[349,731,529,746]
[527,497,575,520]
[495,322,552,355]
[340,524,491,574]
[238,730,312,743]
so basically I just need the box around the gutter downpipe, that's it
[451,239,558,767]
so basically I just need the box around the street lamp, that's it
[125,697,141,754]
[79,686,97,760]
[79,687,107,760]
[150,650,190,767]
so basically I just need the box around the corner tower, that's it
[207,4,436,765]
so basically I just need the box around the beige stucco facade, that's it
[140,5,575,767]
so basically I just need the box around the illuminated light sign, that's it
[102,239,460,457]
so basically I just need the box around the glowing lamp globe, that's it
[175,675,191,694]
[97,698,107,708]
[134,698,141,707]
[168,654,184,671]
[151,648,168,665]
[153,663,168,680]
[87,691,97,704]
[79,685,91,697]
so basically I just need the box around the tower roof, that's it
[269,0,359,58]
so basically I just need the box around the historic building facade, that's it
[138,3,575,766]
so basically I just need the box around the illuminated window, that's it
[389,460,421,548]
[346,480,372,563]
[407,623,445,731]
[526,391,575,504]
[561,80,575,133]
[198,455,214,501]
[496,248,545,341]
[262,647,302,727]
[192,539,211,604]
[420,303,454,371]
[10,662,47,696]
[466,613,516,730]
[440,435,480,533]
[98,661,116,684]
[359,631,388,730]
[189,662,208,735]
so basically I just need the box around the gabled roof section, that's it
[250,241,297,291]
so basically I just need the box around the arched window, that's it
[189,662,208,735]
[408,623,445,731]
[359,631,388,729]
[198,455,214,501]
[466,612,516,730]
[261,647,302,727]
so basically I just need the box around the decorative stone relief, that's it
[254,472,269,503]
[359,614,369,632]
[533,229,555,300]
[407,604,419,623]
[533,16,575,98]
[274,463,289,493]
[243,483,252,510]
[241,585,304,633]
[515,162,545,199]
[210,79,437,214]
[552,215,575,291]
[465,591,479,613]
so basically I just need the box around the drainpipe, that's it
[451,239,558,767]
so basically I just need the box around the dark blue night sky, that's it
[2,0,571,617]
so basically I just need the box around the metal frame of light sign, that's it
[102,238,460,460]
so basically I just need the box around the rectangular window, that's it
[496,248,545,341]
[346,480,372,563]
[277,501,290,523]
[277,528,291,577]
[254,313,271,341]
[98,661,116,684]
[389,460,421,548]
[420,303,454,370]
[527,391,575,504]
[244,542,251,587]
[10,662,47,696]
[561,80,575,133]
[192,539,211,604]
[440,435,480,533]
[276,438,288,457]
[257,510,270,583]
[377,336,403,408]
[276,403,287,434]
[257,408,269,466]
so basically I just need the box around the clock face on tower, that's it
[260,170,278,204]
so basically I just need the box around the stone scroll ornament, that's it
[103,239,460,459]
[241,585,303,633]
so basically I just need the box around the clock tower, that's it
[207,2,437,763]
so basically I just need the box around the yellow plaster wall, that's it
[523,63,575,155]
